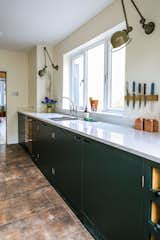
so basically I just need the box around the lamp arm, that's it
[121,0,132,33]
[44,49,47,68]
[131,0,145,22]
[130,0,155,35]
[44,47,58,71]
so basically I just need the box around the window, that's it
[109,46,126,110]
[87,43,104,111]
[72,54,84,108]
[0,80,6,107]
[64,26,126,113]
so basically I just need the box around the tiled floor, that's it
[0,117,6,145]
[0,144,93,240]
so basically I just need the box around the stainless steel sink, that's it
[48,116,79,121]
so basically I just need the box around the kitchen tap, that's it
[58,96,77,116]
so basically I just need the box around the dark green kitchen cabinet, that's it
[35,121,54,180]
[83,138,146,240]
[53,129,82,212]
[18,113,26,148]
[32,119,82,213]
[32,119,57,182]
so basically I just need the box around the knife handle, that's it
[138,83,141,94]
[144,83,147,95]
[126,81,129,91]
[151,82,155,95]
[133,81,136,93]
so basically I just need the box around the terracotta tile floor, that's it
[0,144,93,240]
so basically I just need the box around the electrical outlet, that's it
[11,91,19,96]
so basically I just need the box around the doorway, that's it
[0,72,7,145]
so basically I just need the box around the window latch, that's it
[104,74,107,84]
[80,79,84,86]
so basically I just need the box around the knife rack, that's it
[125,95,158,102]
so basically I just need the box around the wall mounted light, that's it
[111,0,155,50]
[38,47,58,77]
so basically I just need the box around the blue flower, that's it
[41,97,57,105]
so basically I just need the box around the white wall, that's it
[52,0,160,125]
[36,45,56,112]
[0,49,28,144]
[125,0,160,119]
[28,45,57,113]
[28,47,37,111]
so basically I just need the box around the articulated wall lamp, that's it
[38,47,58,77]
[111,0,155,50]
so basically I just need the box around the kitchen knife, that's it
[138,83,142,109]
[132,81,136,109]
[151,82,155,111]
[151,82,155,96]
[144,83,147,107]
[126,81,130,107]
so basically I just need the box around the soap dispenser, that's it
[83,106,89,120]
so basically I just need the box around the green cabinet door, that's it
[32,120,58,182]
[32,119,40,164]
[36,121,54,179]
[18,113,26,148]
[53,128,82,212]
[83,138,145,240]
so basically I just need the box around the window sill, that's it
[89,110,125,117]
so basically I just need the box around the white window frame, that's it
[70,37,125,113]
[71,52,85,110]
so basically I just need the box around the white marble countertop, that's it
[20,112,160,164]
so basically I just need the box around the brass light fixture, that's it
[38,47,58,77]
[111,0,155,50]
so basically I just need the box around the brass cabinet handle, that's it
[141,175,145,189]
[51,132,56,139]
[52,168,56,176]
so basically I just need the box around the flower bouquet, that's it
[41,97,57,113]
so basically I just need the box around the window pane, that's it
[72,55,84,108]
[110,47,126,110]
[0,80,6,106]
[87,43,104,111]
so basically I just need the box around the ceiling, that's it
[0,0,113,51]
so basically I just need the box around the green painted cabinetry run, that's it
[18,114,158,240]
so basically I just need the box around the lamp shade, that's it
[111,30,130,49]
[38,67,47,77]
